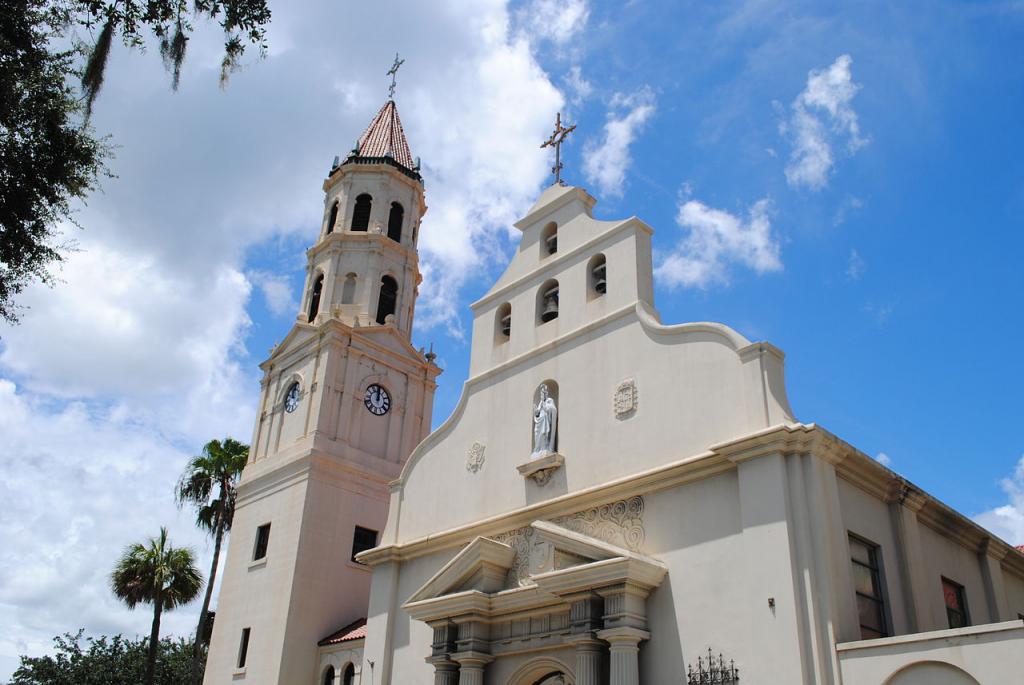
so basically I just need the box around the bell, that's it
[592,262,606,294]
[541,286,559,322]
[545,234,558,255]
[500,314,512,337]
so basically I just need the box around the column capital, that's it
[597,626,650,645]
[451,651,495,668]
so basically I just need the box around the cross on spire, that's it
[540,112,577,186]
[387,53,405,100]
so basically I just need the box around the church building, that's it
[203,87,1024,685]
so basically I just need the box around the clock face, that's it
[364,384,391,416]
[284,383,300,413]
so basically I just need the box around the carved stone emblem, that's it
[614,378,637,418]
[494,496,645,587]
[466,442,486,473]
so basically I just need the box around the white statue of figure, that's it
[532,384,557,458]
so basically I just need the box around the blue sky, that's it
[1,0,1023,677]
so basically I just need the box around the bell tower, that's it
[203,95,440,685]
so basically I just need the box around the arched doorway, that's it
[508,657,574,685]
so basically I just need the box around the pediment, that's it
[406,537,514,603]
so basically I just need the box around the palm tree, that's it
[111,527,203,685]
[175,437,250,685]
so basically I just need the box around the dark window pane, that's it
[858,595,884,634]
[238,628,250,668]
[849,537,871,565]
[352,194,372,231]
[351,526,378,562]
[852,563,877,597]
[254,524,271,561]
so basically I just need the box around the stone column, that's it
[427,621,459,685]
[570,637,604,685]
[597,626,648,685]
[567,592,605,685]
[452,652,493,685]
[889,485,935,632]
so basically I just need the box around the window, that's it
[352,193,372,231]
[496,302,511,342]
[537,279,559,323]
[326,201,339,234]
[589,253,606,297]
[541,222,558,256]
[376,276,398,325]
[308,274,324,323]
[237,628,250,668]
[849,534,889,639]
[323,666,335,685]
[253,523,271,561]
[342,663,355,685]
[387,202,404,242]
[351,525,378,562]
[341,273,357,304]
[943,577,969,628]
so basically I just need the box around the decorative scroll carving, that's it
[466,442,486,473]
[494,496,645,587]
[554,496,645,552]
[614,378,637,418]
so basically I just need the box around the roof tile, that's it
[354,100,416,171]
[318,618,368,646]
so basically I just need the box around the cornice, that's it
[323,161,426,212]
[306,229,420,263]
[512,185,597,231]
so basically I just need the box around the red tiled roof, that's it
[318,618,368,646]
[354,100,416,171]
[1016,545,1024,555]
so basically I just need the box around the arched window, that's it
[537,278,559,323]
[376,275,398,325]
[387,202,404,242]
[342,663,355,685]
[589,253,606,297]
[541,222,558,257]
[308,274,324,323]
[352,193,372,232]
[326,201,339,234]
[323,666,335,685]
[495,302,511,343]
[341,273,357,304]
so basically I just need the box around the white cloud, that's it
[250,270,297,317]
[875,451,892,466]
[583,87,657,198]
[974,455,1024,545]
[847,249,865,280]
[782,54,867,190]
[518,0,590,44]
[654,196,782,289]
[564,65,592,106]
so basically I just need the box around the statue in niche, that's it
[532,383,557,458]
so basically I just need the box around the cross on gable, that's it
[540,112,577,186]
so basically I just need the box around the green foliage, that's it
[0,0,108,325]
[176,437,250,535]
[110,527,203,685]
[7,630,199,685]
[110,527,202,612]
[175,437,249,684]
[69,0,273,113]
